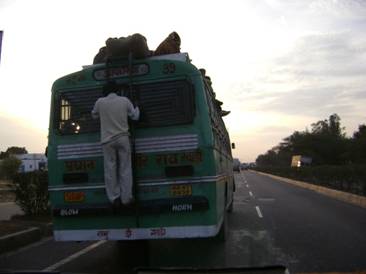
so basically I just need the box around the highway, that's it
[1,171,366,273]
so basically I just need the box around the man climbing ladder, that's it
[92,81,140,207]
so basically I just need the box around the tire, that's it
[216,212,227,242]
[227,198,234,213]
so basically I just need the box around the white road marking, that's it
[0,237,53,259]
[246,184,249,188]
[255,206,263,218]
[42,240,107,271]
[249,191,253,197]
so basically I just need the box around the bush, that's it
[13,171,50,216]
[0,156,21,180]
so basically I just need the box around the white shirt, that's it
[92,93,140,144]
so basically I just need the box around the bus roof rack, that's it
[82,52,190,69]
[149,52,190,63]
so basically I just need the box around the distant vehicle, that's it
[233,158,240,172]
[240,163,249,170]
[47,52,235,241]
[291,155,312,167]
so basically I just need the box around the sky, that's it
[0,0,366,162]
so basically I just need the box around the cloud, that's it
[309,0,366,21]
[237,30,366,116]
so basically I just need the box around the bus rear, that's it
[48,53,234,241]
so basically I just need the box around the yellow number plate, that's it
[64,191,85,202]
[170,185,192,197]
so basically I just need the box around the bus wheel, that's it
[227,198,234,213]
[216,213,228,242]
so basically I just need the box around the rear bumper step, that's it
[53,196,209,217]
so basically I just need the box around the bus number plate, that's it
[170,185,192,197]
[64,191,85,202]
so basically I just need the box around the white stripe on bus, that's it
[56,134,199,159]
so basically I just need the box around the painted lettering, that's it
[125,228,133,238]
[181,151,203,163]
[60,208,79,216]
[172,204,193,212]
[97,230,109,239]
[94,64,148,80]
[155,151,202,166]
[150,228,166,237]
[141,186,160,194]
[65,160,96,172]
[155,154,178,165]
[136,154,148,168]
[170,185,192,197]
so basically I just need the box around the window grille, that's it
[55,80,195,135]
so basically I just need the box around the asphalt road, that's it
[1,171,366,273]
[0,202,23,220]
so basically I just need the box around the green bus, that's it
[48,52,235,241]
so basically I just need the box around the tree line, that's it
[256,114,366,167]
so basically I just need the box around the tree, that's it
[255,114,349,166]
[0,156,21,180]
[353,124,366,140]
[0,151,7,159]
[350,124,366,163]
[0,146,28,159]
[6,146,28,155]
[256,149,279,167]
[329,113,345,137]
[311,113,345,137]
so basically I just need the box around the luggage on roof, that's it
[93,32,181,64]
[93,33,151,64]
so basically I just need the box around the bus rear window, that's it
[136,80,195,128]
[56,88,102,134]
[55,80,195,135]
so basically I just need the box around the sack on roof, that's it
[93,46,107,64]
[154,32,181,56]
[93,33,151,64]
